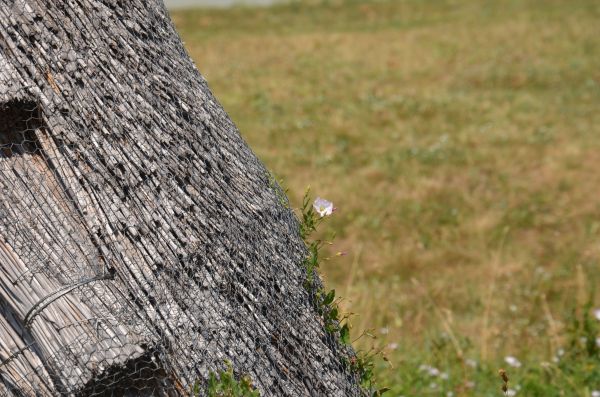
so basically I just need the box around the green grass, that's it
[172,1,600,395]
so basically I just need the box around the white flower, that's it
[447,392,454,397]
[440,372,449,380]
[418,364,440,377]
[594,309,600,321]
[380,327,389,335]
[591,390,600,397]
[388,342,398,350]
[465,358,477,368]
[506,389,517,397]
[504,356,522,368]
[313,197,334,217]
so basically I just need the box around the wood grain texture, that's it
[0,0,363,395]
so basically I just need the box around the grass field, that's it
[172,1,600,395]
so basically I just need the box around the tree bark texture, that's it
[0,1,363,395]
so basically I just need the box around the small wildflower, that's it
[380,327,389,335]
[552,348,564,363]
[591,391,600,397]
[313,197,334,217]
[428,367,440,377]
[504,356,522,368]
[506,389,517,397]
[418,364,440,377]
[440,372,449,380]
[594,309,600,321]
[388,342,398,350]
[465,358,477,368]
[447,392,454,397]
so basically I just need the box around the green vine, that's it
[297,188,389,396]
[192,361,259,397]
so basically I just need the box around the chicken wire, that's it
[0,0,364,396]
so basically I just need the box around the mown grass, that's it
[172,1,600,395]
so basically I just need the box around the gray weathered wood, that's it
[0,1,364,395]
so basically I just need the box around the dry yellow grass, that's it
[173,0,600,392]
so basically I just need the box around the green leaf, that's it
[323,289,335,305]
[340,323,350,344]
[329,307,339,321]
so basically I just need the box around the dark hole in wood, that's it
[0,100,43,157]
[77,349,178,397]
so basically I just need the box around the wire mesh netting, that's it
[0,0,365,396]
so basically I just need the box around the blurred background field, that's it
[171,1,600,395]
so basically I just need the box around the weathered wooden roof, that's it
[0,0,363,395]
